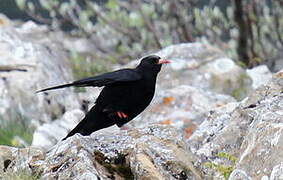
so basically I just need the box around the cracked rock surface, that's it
[188,70,283,179]
[1,125,203,180]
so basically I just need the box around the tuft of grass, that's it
[0,114,34,147]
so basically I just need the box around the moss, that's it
[204,162,233,179]
[204,152,237,179]
[217,152,237,164]
[94,151,134,180]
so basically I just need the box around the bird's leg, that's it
[103,109,128,119]
[116,111,128,118]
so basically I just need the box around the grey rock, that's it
[33,43,240,152]
[0,145,44,175]
[156,43,252,100]
[187,69,283,179]
[31,87,104,149]
[0,125,203,180]
[0,24,80,125]
[270,162,283,180]
[0,13,12,27]
[121,43,252,100]
[32,109,85,149]
[228,169,252,180]
[127,85,236,140]
[246,65,272,89]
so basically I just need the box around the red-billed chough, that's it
[36,55,170,140]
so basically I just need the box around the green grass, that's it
[0,114,34,147]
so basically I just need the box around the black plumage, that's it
[36,55,170,140]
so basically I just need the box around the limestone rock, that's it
[228,169,252,180]
[156,43,253,100]
[128,85,236,140]
[0,145,44,175]
[0,125,203,180]
[32,109,85,149]
[270,162,283,180]
[0,24,80,125]
[121,43,252,100]
[0,13,12,27]
[187,69,283,179]
[246,65,272,89]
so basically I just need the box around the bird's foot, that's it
[116,111,128,118]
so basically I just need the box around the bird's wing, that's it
[103,108,130,127]
[36,69,141,93]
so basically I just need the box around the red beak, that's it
[158,59,171,64]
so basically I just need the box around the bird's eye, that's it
[154,59,160,64]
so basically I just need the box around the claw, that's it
[117,112,122,118]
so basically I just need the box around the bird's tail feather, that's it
[62,118,90,140]
[36,83,74,93]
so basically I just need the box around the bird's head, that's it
[137,55,170,73]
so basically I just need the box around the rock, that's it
[61,35,97,54]
[246,65,272,89]
[121,43,252,100]
[31,43,238,149]
[2,19,282,179]
[0,125,203,179]
[0,22,80,124]
[11,136,29,147]
[17,20,48,34]
[270,162,283,180]
[228,169,252,180]
[32,43,238,149]
[0,145,44,175]
[32,109,85,149]
[187,69,283,179]
[31,87,104,149]
[0,13,12,27]
[156,43,253,100]
[127,85,236,140]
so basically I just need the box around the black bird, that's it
[37,55,170,140]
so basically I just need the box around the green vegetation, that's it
[15,0,283,69]
[217,152,237,164]
[0,170,40,180]
[231,73,251,100]
[204,152,237,179]
[69,52,110,79]
[204,162,233,179]
[0,114,34,147]
[69,52,110,92]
